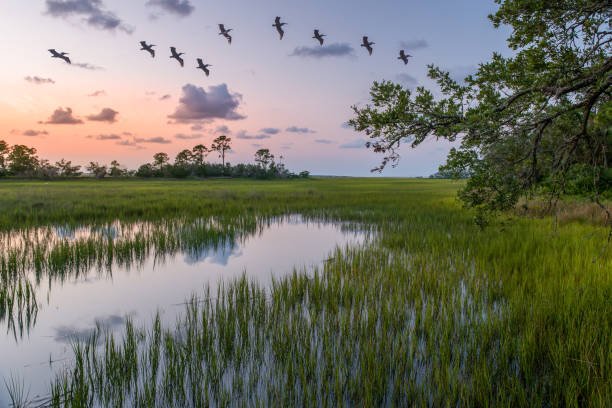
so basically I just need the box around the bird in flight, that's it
[398,50,412,65]
[170,47,184,67]
[196,58,212,76]
[273,16,287,40]
[48,49,71,64]
[140,41,156,58]
[218,24,232,44]
[361,36,375,55]
[313,29,326,46]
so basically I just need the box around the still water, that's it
[0,216,368,405]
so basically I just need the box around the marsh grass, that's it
[0,273,38,340]
[0,179,610,406]
[4,374,31,408]
[516,197,612,226]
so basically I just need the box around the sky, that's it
[0,0,511,176]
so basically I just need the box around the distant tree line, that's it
[0,136,309,180]
[429,168,470,180]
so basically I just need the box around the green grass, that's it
[0,178,459,229]
[0,178,610,406]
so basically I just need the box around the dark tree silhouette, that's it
[109,160,125,177]
[86,162,107,179]
[56,159,82,177]
[192,144,208,167]
[254,148,274,170]
[211,135,232,170]
[153,152,170,172]
[175,149,194,166]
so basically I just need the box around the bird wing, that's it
[277,27,284,39]
[314,29,319,36]
[219,24,224,32]
[275,16,281,24]
[363,36,368,44]
[197,58,203,65]
[63,55,71,64]
[170,47,176,54]
[140,41,147,47]
[179,57,184,67]
[151,49,155,58]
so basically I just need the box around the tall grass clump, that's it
[3,374,31,408]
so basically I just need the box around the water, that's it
[0,216,368,405]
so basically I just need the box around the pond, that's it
[0,215,369,405]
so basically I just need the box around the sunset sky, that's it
[0,0,510,176]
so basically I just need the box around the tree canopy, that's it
[350,0,611,222]
[211,135,232,169]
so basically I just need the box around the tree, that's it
[192,144,208,167]
[174,149,194,167]
[7,145,39,176]
[273,155,292,178]
[38,160,59,179]
[254,148,274,170]
[109,160,125,177]
[152,152,170,173]
[211,135,232,170]
[349,0,611,222]
[172,150,193,178]
[136,163,154,178]
[55,159,82,177]
[86,162,107,179]
[0,140,8,176]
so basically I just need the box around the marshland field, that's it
[0,178,610,407]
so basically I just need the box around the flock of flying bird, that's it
[49,16,413,77]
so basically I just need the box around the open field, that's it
[0,178,610,407]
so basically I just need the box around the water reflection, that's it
[183,241,239,266]
[0,275,38,341]
[0,215,371,404]
[53,314,128,344]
